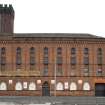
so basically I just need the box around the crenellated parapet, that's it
[0,4,14,14]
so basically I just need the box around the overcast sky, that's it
[0,0,105,37]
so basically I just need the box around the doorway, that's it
[42,81,50,96]
[95,83,105,96]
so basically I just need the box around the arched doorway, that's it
[42,81,50,96]
[95,83,105,96]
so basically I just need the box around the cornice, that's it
[0,37,105,44]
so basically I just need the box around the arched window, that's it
[43,47,49,75]
[83,82,90,90]
[43,64,48,76]
[97,48,102,65]
[1,47,6,55]
[15,82,22,90]
[70,82,77,90]
[71,48,76,54]
[43,47,48,64]
[30,47,35,65]
[29,82,36,90]
[97,48,102,55]
[30,47,35,54]
[97,48,103,76]
[56,82,64,90]
[0,82,7,90]
[1,47,6,71]
[71,48,76,65]
[17,47,21,54]
[84,57,89,65]
[84,48,89,65]
[44,47,48,56]
[56,47,63,76]
[16,47,22,65]
[57,47,62,55]
[30,47,35,70]
[83,48,89,76]
[71,57,76,65]
[84,48,89,55]
[56,64,63,76]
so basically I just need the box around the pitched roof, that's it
[14,33,103,38]
[0,33,104,39]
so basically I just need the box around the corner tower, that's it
[0,4,14,33]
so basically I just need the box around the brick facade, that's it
[0,4,105,96]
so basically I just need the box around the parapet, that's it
[0,4,14,14]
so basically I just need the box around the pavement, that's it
[0,96,104,105]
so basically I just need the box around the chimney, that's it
[0,4,14,33]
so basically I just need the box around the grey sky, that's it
[0,0,105,37]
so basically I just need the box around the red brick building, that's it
[0,4,105,96]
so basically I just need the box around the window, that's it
[71,48,76,65]
[83,65,89,76]
[84,57,89,65]
[57,47,62,55]
[1,47,6,55]
[16,47,22,65]
[1,48,6,64]
[30,57,35,65]
[71,48,76,55]
[30,47,35,55]
[83,48,89,65]
[43,47,49,64]
[16,47,22,70]
[97,66,102,76]
[97,48,102,65]
[97,69,102,76]
[97,48,102,55]
[83,48,89,76]
[56,47,63,76]
[44,47,48,56]
[56,64,63,76]
[1,48,6,71]
[70,82,77,90]
[43,48,49,75]
[15,82,22,90]
[57,57,62,64]
[1,56,6,65]
[84,48,88,55]
[71,57,76,65]
[97,48,103,76]
[97,57,102,65]
[29,82,36,90]
[30,47,35,70]
[70,65,76,76]
[43,57,48,64]
[43,64,48,76]
[56,82,64,90]
[0,82,7,90]
[1,65,5,71]
[70,48,76,75]
[30,47,35,65]
[83,82,90,90]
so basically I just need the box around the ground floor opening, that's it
[42,81,50,96]
[95,83,105,96]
